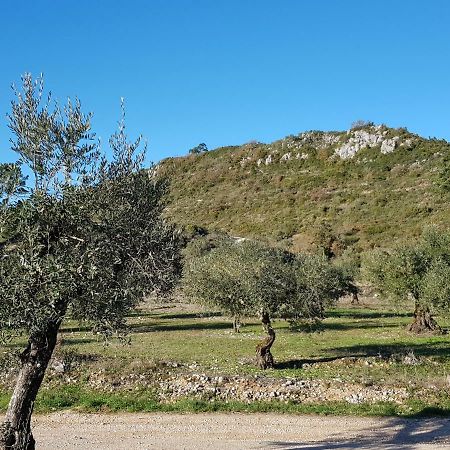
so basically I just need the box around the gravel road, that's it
[30,412,450,449]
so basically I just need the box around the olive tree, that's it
[0,74,182,450]
[363,228,450,333]
[182,239,294,368]
[182,239,348,368]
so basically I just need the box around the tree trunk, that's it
[1,321,60,450]
[256,312,276,369]
[351,291,359,304]
[407,304,442,334]
[232,316,241,333]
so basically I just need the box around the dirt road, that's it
[30,412,450,449]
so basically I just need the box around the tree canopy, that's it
[188,142,208,154]
[183,239,293,321]
[363,228,450,333]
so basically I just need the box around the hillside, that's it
[158,124,450,253]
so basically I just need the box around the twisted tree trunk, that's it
[1,320,60,450]
[407,304,442,334]
[256,312,276,369]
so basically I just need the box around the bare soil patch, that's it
[32,412,450,449]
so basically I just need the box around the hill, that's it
[158,124,450,253]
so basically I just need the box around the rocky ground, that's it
[157,371,409,405]
[31,411,450,449]
[35,352,444,408]
[0,349,436,416]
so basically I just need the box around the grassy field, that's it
[1,297,450,416]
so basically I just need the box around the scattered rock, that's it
[157,372,409,405]
[402,351,420,366]
[240,156,252,167]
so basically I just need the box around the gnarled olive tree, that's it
[363,228,450,334]
[182,238,349,369]
[0,75,182,450]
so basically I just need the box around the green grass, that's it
[2,303,450,416]
[1,385,448,417]
[53,304,450,385]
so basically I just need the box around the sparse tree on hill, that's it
[188,142,208,155]
[312,222,336,259]
[350,119,374,130]
[364,228,450,334]
[0,74,182,450]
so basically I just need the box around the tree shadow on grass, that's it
[266,416,450,449]
[327,310,412,320]
[129,310,223,320]
[126,311,155,317]
[287,321,400,334]
[320,322,400,331]
[275,340,450,369]
[275,355,363,370]
[61,315,231,335]
[152,311,222,320]
[128,320,233,334]
[328,341,450,359]
[60,311,223,334]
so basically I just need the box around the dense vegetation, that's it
[182,237,353,367]
[159,127,450,253]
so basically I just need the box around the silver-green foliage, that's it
[182,240,292,318]
[182,238,348,321]
[363,228,450,313]
[0,74,183,449]
[284,254,349,321]
[0,74,183,340]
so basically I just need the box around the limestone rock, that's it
[335,129,384,159]
[381,137,399,154]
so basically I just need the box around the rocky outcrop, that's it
[335,129,384,159]
[381,137,399,154]
[286,131,342,150]
[253,126,414,167]
[280,152,291,162]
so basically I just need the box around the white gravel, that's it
[30,412,450,449]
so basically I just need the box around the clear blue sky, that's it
[1,0,449,165]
